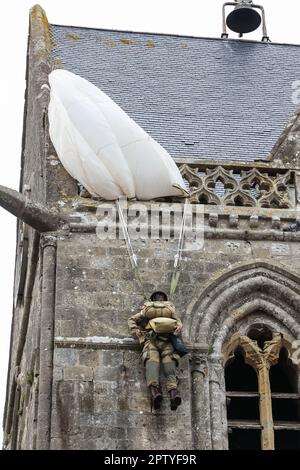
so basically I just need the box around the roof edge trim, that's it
[50,22,300,48]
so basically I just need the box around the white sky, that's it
[1,0,300,447]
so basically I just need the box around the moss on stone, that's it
[65,34,81,41]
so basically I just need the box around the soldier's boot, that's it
[149,385,163,410]
[169,388,181,411]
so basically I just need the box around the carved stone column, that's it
[223,334,284,450]
[240,335,282,450]
[257,364,274,449]
[295,171,300,206]
[190,352,211,449]
[209,354,225,450]
[259,335,283,450]
[36,234,57,450]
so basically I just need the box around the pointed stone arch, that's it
[187,261,300,450]
[185,260,300,345]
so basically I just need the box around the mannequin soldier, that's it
[128,291,183,411]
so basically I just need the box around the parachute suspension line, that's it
[170,198,190,297]
[116,200,148,300]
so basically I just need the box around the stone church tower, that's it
[1,4,300,450]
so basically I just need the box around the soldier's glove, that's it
[174,326,183,337]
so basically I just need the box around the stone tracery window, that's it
[223,327,300,450]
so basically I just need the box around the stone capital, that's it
[190,354,208,376]
[40,234,57,249]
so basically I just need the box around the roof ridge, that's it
[50,23,300,48]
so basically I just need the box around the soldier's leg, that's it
[143,342,160,388]
[161,342,182,410]
[143,340,162,410]
[161,342,177,391]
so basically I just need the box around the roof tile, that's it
[51,25,300,162]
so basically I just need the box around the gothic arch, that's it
[222,333,300,450]
[187,261,300,450]
[223,332,300,371]
[213,299,300,355]
[186,260,300,345]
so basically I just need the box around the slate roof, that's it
[50,24,300,162]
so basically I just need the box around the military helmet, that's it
[150,291,168,301]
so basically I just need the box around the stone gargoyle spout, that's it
[0,184,67,232]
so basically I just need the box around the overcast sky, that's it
[1,0,300,447]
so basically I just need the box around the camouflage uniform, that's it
[128,301,182,391]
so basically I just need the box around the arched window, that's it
[223,328,300,450]
[226,347,260,450]
[270,348,300,450]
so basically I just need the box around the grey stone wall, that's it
[4,5,300,451]
[268,107,300,168]
[51,348,191,450]
[49,232,300,450]
[20,5,76,204]
[52,234,195,450]
[17,264,41,450]
[3,249,41,448]
[54,234,300,340]
[3,6,77,449]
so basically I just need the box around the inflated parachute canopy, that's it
[48,70,189,201]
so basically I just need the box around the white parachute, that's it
[48,70,189,200]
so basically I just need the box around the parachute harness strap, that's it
[170,198,190,297]
[116,200,148,300]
